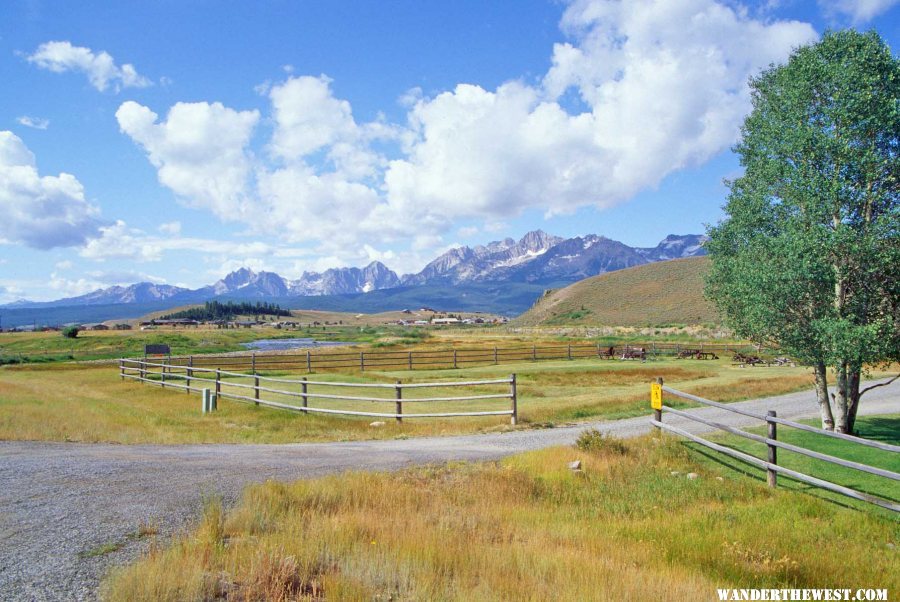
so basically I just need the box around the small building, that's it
[432,317,460,325]
[114,323,132,330]
[153,319,200,327]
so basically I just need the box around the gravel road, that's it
[1,380,897,601]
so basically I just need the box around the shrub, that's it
[61,326,79,339]
[575,429,628,455]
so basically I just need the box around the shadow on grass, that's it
[683,442,892,515]
[855,415,900,445]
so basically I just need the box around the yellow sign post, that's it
[650,382,662,410]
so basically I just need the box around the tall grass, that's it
[0,358,825,444]
[102,435,899,601]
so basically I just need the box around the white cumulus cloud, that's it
[26,41,151,92]
[819,0,900,23]
[116,0,818,262]
[0,131,103,249]
[116,101,260,217]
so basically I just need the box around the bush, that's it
[61,326,79,339]
[575,429,628,455]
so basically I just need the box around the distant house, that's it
[114,323,132,330]
[432,317,460,325]
[81,323,109,331]
[153,319,200,327]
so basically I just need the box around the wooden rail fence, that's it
[121,341,767,375]
[650,378,900,512]
[119,358,518,424]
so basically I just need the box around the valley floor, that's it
[0,356,830,444]
[1,382,897,601]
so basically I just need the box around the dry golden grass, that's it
[101,436,900,601]
[515,257,720,327]
[0,357,822,444]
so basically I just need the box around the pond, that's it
[240,338,352,352]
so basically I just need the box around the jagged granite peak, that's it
[401,246,477,286]
[638,234,708,261]
[209,269,289,297]
[473,237,515,256]
[4,232,708,309]
[290,261,400,296]
[401,230,563,286]
[517,230,563,253]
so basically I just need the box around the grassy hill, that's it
[514,257,720,327]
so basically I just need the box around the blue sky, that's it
[1,0,898,301]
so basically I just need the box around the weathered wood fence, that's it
[121,341,762,375]
[119,358,518,424]
[650,378,899,512]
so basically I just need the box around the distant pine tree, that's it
[160,301,291,321]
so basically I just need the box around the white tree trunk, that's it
[814,361,835,431]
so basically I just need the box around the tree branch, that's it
[859,373,900,397]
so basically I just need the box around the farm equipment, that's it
[732,353,764,366]
[619,347,647,360]
[677,349,719,360]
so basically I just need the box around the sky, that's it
[1,0,899,302]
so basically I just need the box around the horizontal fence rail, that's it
[118,341,771,375]
[1,339,776,366]
[119,358,518,423]
[650,378,899,512]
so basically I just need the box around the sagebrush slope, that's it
[514,257,720,327]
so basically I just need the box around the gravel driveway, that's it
[1,380,897,601]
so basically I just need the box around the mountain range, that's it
[4,231,706,310]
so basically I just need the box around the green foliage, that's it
[61,326,79,339]
[575,429,628,455]
[160,300,291,322]
[705,30,900,430]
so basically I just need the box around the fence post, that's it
[186,356,193,392]
[408,351,413,370]
[395,380,403,424]
[532,345,536,361]
[767,410,777,488]
[653,377,663,426]
[510,373,518,425]
[202,388,210,414]
[360,351,365,372]
[119,359,124,381]
[453,349,458,369]
[161,359,167,388]
[301,377,308,412]
[215,369,221,397]
[254,373,260,405]
[140,359,146,381]
[251,352,256,373]
[306,350,312,373]
[567,344,572,360]
[494,346,498,365]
